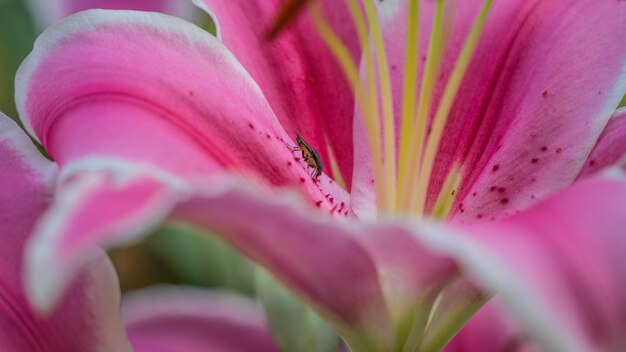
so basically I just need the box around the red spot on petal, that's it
[329,197,334,204]
[500,198,509,204]
[189,91,194,96]
[287,161,292,166]
[472,192,477,197]
[300,177,306,183]
[492,164,500,172]
[542,90,548,97]
[248,123,254,129]
[490,186,497,192]
[589,160,596,166]
[498,187,506,193]
[556,147,562,153]
[531,158,539,164]
[266,133,271,139]
[477,214,483,219]
[315,200,323,207]
[541,146,548,152]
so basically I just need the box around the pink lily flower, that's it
[0,116,280,351]
[4,0,626,350]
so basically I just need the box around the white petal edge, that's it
[24,158,186,312]
[15,9,263,144]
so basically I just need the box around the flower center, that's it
[311,0,493,218]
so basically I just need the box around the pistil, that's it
[397,0,420,208]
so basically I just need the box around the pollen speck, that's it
[556,147,562,153]
[542,90,548,97]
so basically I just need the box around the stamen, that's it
[413,0,494,214]
[310,4,387,212]
[402,0,447,213]
[397,0,420,208]
[345,0,392,212]
[362,0,397,212]
[323,132,347,189]
[430,163,462,219]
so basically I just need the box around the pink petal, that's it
[358,226,459,333]
[0,114,130,351]
[578,108,626,179]
[25,165,181,311]
[352,0,626,220]
[171,182,396,350]
[16,9,346,205]
[198,0,360,185]
[439,172,626,350]
[444,300,539,352]
[122,286,279,352]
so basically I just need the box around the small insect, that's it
[293,134,323,180]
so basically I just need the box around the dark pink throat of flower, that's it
[275,0,494,218]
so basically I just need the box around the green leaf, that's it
[148,223,255,295]
[0,0,36,119]
[256,269,340,352]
